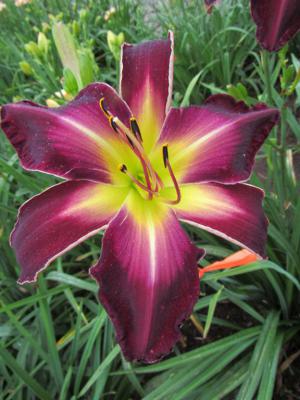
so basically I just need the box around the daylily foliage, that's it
[1,33,279,363]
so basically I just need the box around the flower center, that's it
[99,98,181,204]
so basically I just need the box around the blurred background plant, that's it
[0,0,299,399]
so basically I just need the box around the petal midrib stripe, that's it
[173,108,275,161]
[61,116,121,160]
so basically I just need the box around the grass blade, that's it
[38,276,64,388]
[78,345,120,397]
[0,344,52,400]
[236,310,280,400]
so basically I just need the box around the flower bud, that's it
[38,32,49,55]
[19,61,33,76]
[72,20,80,36]
[25,41,41,58]
[42,22,50,33]
[46,99,59,108]
[52,22,82,89]
[63,67,78,96]
[104,6,116,21]
[0,2,6,12]
[79,9,88,21]
[107,31,125,61]
[78,49,94,86]
[15,0,31,7]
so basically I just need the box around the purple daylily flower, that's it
[204,0,300,51]
[251,0,300,51]
[204,0,220,13]
[1,33,279,363]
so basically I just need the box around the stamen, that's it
[155,172,164,190]
[130,117,143,142]
[120,164,127,173]
[161,144,181,205]
[98,99,156,197]
[108,116,119,133]
[99,97,110,117]
[119,164,154,197]
[113,117,142,151]
[113,117,158,190]
[162,144,169,168]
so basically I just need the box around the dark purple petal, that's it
[251,0,300,51]
[174,182,268,257]
[90,192,202,363]
[155,94,279,184]
[204,0,220,13]
[120,32,174,151]
[1,83,132,182]
[12,180,128,284]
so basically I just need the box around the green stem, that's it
[262,50,273,105]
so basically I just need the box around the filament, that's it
[99,98,181,205]
[113,117,158,190]
[160,145,181,205]
[120,164,154,197]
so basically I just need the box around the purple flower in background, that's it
[251,0,300,51]
[204,0,219,13]
[204,0,300,51]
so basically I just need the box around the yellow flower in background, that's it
[15,0,31,6]
[104,6,116,21]
[0,1,6,12]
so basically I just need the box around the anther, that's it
[162,144,169,168]
[130,117,143,142]
[161,144,181,205]
[119,164,127,173]
[119,163,154,198]
[99,97,110,117]
[109,116,119,133]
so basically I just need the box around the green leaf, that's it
[257,332,284,400]
[78,345,120,397]
[203,285,224,338]
[59,366,73,400]
[38,276,64,388]
[63,67,78,95]
[0,344,52,400]
[132,327,261,373]
[46,271,98,292]
[199,355,251,400]
[180,71,202,106]
[172,340,254,400]
[74,310,107,395]
[236,311,280,400]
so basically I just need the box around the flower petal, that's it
[199,249,259,278]
[1,83,133,183]
[90,191,201,362]
[12,181,128,284]
[204,0,220,13]
[251,0,300,51]
[120,32,174,152]
[155,95,279,184]
[173,183,268,257]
